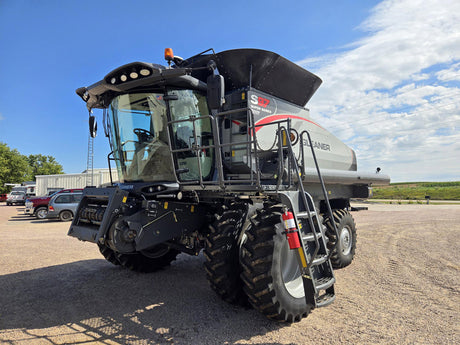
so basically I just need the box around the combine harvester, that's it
[69,48,389,322]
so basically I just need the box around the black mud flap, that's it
[68,186,129,243]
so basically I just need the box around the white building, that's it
[35,169,118,196]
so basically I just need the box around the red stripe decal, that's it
[254,115,324,132]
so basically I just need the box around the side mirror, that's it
[206,60,225,110]
[89,115,97,138]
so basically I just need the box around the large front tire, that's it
[203,203,247,304]
[240,204,312,323]
[324,209,357,269]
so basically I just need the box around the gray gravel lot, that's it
[0,202,459,344]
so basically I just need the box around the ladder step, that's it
[312,254,328,266]
[302,232,322,242]
[315,292,336,308]
[297,211,317,218]
[315,276,335,291]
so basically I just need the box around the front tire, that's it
[324,209,357,269]
[35,206,48,219]
[98,243,120,266]
[203,203,247,304]
[240,204,312,323]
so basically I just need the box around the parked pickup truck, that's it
[6,191,26,206]
[25,189,83,219]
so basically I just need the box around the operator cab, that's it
[108,89,214,184]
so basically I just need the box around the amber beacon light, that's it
[164,48,174,62]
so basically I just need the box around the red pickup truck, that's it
[25,189,83,219]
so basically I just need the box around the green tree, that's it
[26,154,64,179]
[0,142,29,193]
[0,143,65,193]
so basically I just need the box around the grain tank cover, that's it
[182,49,322,107]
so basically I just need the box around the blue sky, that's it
[1,0,459,182]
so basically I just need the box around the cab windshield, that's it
[108,90,213,183]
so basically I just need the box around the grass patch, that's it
[371,181,460,200]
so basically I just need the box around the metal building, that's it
[35,169,118,196]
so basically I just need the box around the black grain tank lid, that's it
[182,49,322,107]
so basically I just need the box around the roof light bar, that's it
[105,63,154,86]
[140,69,150,76]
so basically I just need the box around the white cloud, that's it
[436,62,460,82]
[0,112,4,121]
[299,0,460,182]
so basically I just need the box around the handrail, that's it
[278,126,339,269]
[167,107,263,189]
[300,130,339,262]
[107,151,115,185]
[278,126,321,270]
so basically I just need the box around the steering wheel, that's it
[133,128,155,142]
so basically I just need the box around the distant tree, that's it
[26,154,64,179]
[0,142,29,193]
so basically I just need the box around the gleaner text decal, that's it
[303,139,331,151]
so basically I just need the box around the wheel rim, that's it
[61,211,72,221]
[279,226,304,299]
[340,226,352,255]
[37,209,47,219]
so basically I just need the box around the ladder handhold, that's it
[302,232,323,242]
[312,254,328,266]
[297,211,317,219]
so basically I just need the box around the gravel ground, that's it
[0,202,459,345]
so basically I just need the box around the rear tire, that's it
[35,206,48,219]
[59,210,73,222]
[203,203,248,304]
[240,203,312,323]
[324,209,356,269]
[116,244,180,273]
